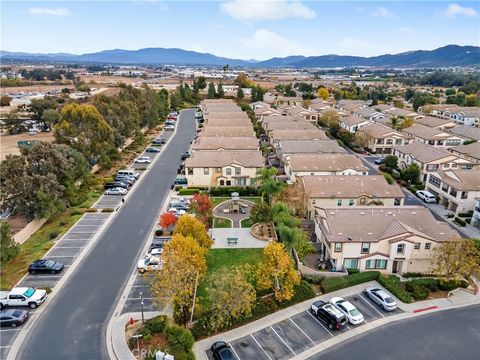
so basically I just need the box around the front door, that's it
[392,260,399,273]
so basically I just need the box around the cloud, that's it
[338,37,378,51]
[444,3,478,18]
[398,27,415,36]
[372,6,397,18]
[241,29,314,56]
[28,7,70,16]
[220,0,316,21]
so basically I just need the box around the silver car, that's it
[105,187,127,196]
[364,287,398,311]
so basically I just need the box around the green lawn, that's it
[197,248,264,305]
[240,218,254,228]
[213,217,231,228]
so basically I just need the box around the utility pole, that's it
[189,270,199,325]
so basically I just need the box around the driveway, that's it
[15,110,197,360]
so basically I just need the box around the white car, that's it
[169,208,187,217]
[164,125,175,131]
[104,187,127,196]
[137,256,163,273]
[146,247,163,257]
[135,156,151,164]
[364,287,398,311]
[330,297,364,325]
[415,190,436,203]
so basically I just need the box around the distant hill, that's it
[1,45,479,68]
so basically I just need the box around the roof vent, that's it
[411,211,416,215]
[347,237,352,241]
[387,211,393,215]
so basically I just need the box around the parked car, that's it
[165,120,175,126]
[374,158,385,165]
[105,187,128,196]
[137,256,163,273]
[310,300,347,330]
[416,190,437,203]
[173,177,188,185]
[116,174,136,182]
[0,287,47,310]
[169,208,187,217]
[169,203,189,212]
[330,297,364,325]
[165,125,175,131]
[146,147,161,153]
[170,197,190,205]
[0,309,29,328]
[152,138,166,145]
[117,170,139,179]
[210,341,234,360]
[104,182,128,190]
[28,259,64,275]
[364,287,398,311]
[135,156,151,164]
[115,176,134,185]
[180,152,190,160]
[146,247,163,257]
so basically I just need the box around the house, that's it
[206,111,249,120]
[314,206,459,273]
[205,118,252,127]
[425,169,480,215]
[185,150,264,188]
[261,115,305,128]
[470,198,480,229]
[400,124,465,147]
[254,106,281,120]
[449,142,480,164]
[191,136,259,151]
[302,175,405,219]
[450,108,480,127]
[276,139,346,159]
[250,101,271,111]
[351,107,385,122]
[308,100,331,113]
[414,116,458,130]
[357,123,412,154]
[393,142,476,183]
[283,105,318,122]
[373,104,395,112]
[448,125,480,142]
[383,108,423,120]
[284,154,369,182]
[265,121,316,135]
[338,115,373,133]
[200,126,256,138]
[269,129,329,145]
[418,104,460,119]
[336,99,368,112]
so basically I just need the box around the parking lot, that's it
[122,275,156,314]
[206,292,403,360]
[0,212,111,359]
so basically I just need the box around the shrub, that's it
[303,274,324,285]
[402,272,434,278]
[154,229,164,237]
[408,278,440,292]
[101,208,114,213]
[458,211,473,218]
[347,268,360,275]
[165,325,195,352]
[383,173,394,185]
[321,271,380,293]
[71,209,83,216]
[438,279,469,291]
[178,188,200,195]
[454,217,466,227]
[377,275,413,303]
[140,327,152,342]
[49,231,59,239]
[465,218,472,224]
[405,284,430,300]
[445,214,455,218]
[145,315,167,334]
[85,208,98,213]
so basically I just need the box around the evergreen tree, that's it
[207,82,216,99]
[236,86,244,99]
[217,82,225,98]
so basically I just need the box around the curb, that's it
[413,305,438,313]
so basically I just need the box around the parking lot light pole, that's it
[139,292,145,325]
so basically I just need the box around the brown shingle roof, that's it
[278,140,347,154]
[206,118,252,127]
[266,121,316,131]
[185,150,264,168]
[192,137,259,151]
[450,142,480,161]
[393,142,455,163]
[271,129,328,141]
[200,127,256,137]
[434,169,480,191]
[402,124,463,141]
[287,154,368,172]
[360,123,410,139]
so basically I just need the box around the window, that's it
[414,242,420,250]
[359,197,366,205]
[365,259,387,269]
[461,192,468,199]
[397,243,405,254]
[395,139,402,145]
[348,199,354,206]
[187,168,193,175]
[361,242,370,254]
[226,180,231,186]
[449,188,457,197]
[377,139,384,144]
[334,243,342,252]
[226,168,232,176]
[436,140,444,146]
[203,168,209,175]
[428,175,441,188]
[337,199,342,206]
[426,164,438,171]
[219,180,225,186]
[394,198,401,206]
[235,178,246,186]
[235,167,241,175]
[343,258,358,269]
[215,167,222,173]
[451,163,457,168]
[386,139,393,145]
[425,242,431,250]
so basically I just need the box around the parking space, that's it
[206,292,404,360]
[121,275,155,314]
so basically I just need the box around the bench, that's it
[227,237,238,245]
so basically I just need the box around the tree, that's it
[174,215,213,249]
[194,76,207,90]
[236,86,244,99]
[28,97,57,121]
[393,100,404,109]
[149,234,207,325]
[251,85,265,102]
[41,108,60,130]
[207,82,216,99]
[316,87,329,100]
[398,117,414,129]
[256,168,285,204]
[205,266,256,332]
[258,242,300,301]
[431,238,480,279]
[318,109,339,128]
[384,155,398,170]
[55,103,114,163]
[0,222,19,262]
[279,182,305,217]
[189,193,214,226]
[0,96,12,106]
[159,211,178,230]
[234,73,255,88]
[354,131,369,149]
[401,163,421,184]
[217,82,225,98]
[250,203,272,234]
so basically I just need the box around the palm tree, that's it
[257,168,285,204]
[277,224,302,253]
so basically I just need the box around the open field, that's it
[0,132,55,160]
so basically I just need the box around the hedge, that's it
[101,208,114,213]
[458,210,474,218]
[178,188,200,195]
[454,217,466,227]
[145,315,167,334]
[303,274,324,285]
[165,325,195,352]
[209,186,259,197]
[402,272,436,278]
[321,271,380,293]
[377,275,413,303]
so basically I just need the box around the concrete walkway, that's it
[210,228,269,248]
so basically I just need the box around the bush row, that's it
[321,271,380,293]
[209,186,260,197]
[377,275,414,303]
[454,217,467,227]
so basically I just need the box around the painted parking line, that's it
[269,325,296,356]
[306,311,334,337]
[227,342,241,360]
[358,294,385,318]
[47,255,76,258]
[0,329,21,333]
[250,334,273,360]
[288,317,316,345]
[54,246,84,249]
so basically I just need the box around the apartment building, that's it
[357,123,412,154]
[400,124,465,147]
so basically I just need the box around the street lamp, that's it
[139,292,145,325]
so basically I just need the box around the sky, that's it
[1,1,479,60]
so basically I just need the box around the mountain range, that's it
[1,45,479,68]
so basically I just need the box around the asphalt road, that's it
[17,110,197,360]
[308,305,480,360]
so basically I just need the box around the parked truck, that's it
[0,287,47,310]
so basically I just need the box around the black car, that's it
[173,177,188,185]
[0,309,29,328]
[152,138,166,145]
[146,147,161,153]
[29,259,64,274]
[104,181,129,190]
[310,300,347,330]
[374,158,385,165]
[210,341,234,360]
[180,152,191,160]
